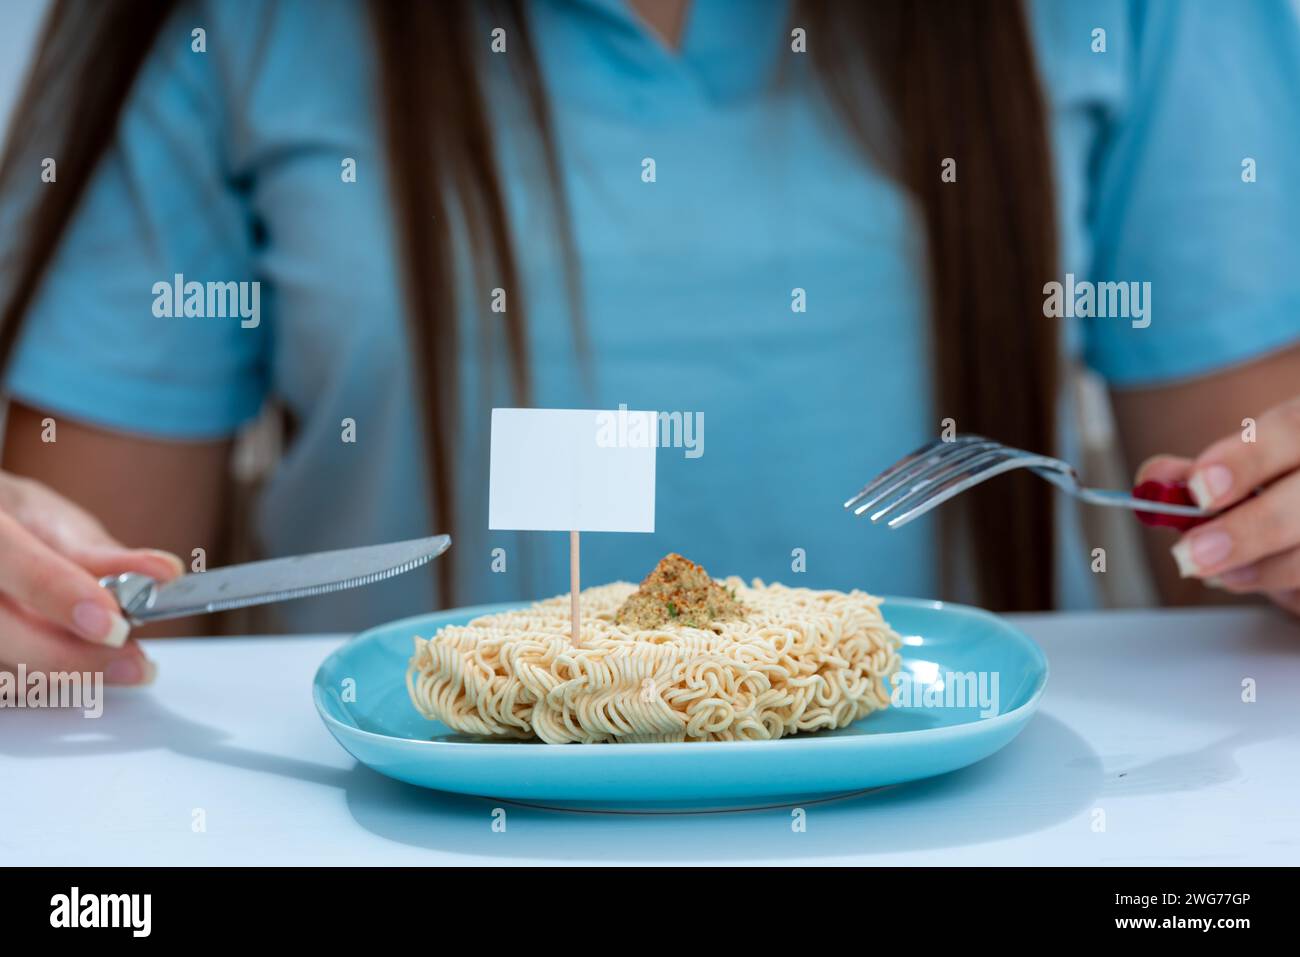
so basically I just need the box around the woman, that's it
[1,0,1298,686]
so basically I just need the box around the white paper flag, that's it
[488,408,656,533]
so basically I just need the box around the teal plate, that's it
[313,597,1048,810]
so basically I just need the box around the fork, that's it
[844,435,1211,529]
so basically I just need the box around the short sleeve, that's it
[1081,0,1300,387]
[3,4,268,439]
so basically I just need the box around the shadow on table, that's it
[4,688,1099,861]
[1037,605,1300,799]
[0,692,356,791]
[334,713,1102,863]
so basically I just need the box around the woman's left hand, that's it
[1136,395,1300,615]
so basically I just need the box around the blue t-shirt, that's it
[5,0,1299,631]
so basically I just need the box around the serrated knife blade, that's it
[99,535,451,625]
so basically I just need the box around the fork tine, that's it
[845,436,990,512]
[878,453,1034,528]
[852,439,1000,516]
[866,446,1013,522]
[844,438,948,509]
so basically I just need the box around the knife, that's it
[98,535,451,625]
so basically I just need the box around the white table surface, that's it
[3,605,1298,866]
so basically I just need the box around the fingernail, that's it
[1171,530,1233,577]
[1204,576,1225,590]
[72,601,130,647]
[1188,465,1232,508]
[104,657,156,686]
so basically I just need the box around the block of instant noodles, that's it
[406,554,902,744]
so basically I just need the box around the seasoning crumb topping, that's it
[613,553,747,629]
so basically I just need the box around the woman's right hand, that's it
[0,470,184,685]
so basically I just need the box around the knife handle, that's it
[99,572,159,626]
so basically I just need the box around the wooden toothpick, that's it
[569,529,581,647]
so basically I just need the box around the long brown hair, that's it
[0,0,1057,611]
